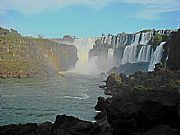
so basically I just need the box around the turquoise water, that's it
[0,73,106,125]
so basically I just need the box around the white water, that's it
[148,42,166,71]
[121,45,138,64]
[133,33,141,45]
[106,48,115,70]
[137,45,151,62]
[139,32,153,45]
[72,38,100,74]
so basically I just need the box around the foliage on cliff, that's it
[0,27,77,78]
[150,34,170,50]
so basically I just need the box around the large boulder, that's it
[106,90,179,135]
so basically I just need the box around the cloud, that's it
[0,0,111,14]
[0,0,180,19]
[122,0,180,19]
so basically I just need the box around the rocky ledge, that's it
[95,65,180,135]
[0,114,112,135]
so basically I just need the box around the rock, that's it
[0,115,112,135]
[36,122,52,135]
[154,63,164,72]
[51,114,107,135]
[100,68,180,135]
[95,97,106,111]
[0,123,38,135]
[106,90,179,135]
[99,85,106,89]
[166,29,180,70]
[94,111,106,121]
[143,125,177,135]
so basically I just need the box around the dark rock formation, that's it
[0,115,112,135]
[107,62,149,75]
[95,97,107,112]
[143,125,179,135]
[96,65,180,135]
[166,29,180,70]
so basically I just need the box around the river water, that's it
[0,73,106,125]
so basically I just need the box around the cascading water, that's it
[148,42,166,71]
[132,33,141,45]
[139,32,154,45]
[137,45,151,62]
[106,48,115,70]
[121,45,138,64]
[53,30,171,74]
[72,38,100,74]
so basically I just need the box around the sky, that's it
[0,0,180,38]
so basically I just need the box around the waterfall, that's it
[132,33,140,45]
[139,32,153,45]
[137,45,151,62]
[148,42,166,71]
[121,45,137,64]
[74,38,97,46]
[72,38,100,74]
[106,49,115,70]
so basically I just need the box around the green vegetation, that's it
[0,27,77,78]
[137,29,154,34]
[134,85,147,92]
[151,34,170,50]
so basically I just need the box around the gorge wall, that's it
[89,29,173,75]
[0,27,78,78]
[166,29,180,70]
[51,29,174,75]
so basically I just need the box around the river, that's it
[0,73,106,125]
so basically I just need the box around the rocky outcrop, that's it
[108,62,149,75]
[106,90,179,135]
[166,29,180,70]
[96,66,180,135]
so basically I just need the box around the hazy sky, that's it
[0,0,180,38]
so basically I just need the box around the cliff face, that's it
[28,42,77,76]
[100,30,171,48]
[166,29,180,70]
[89,30,173,74]
[0,27,78,78]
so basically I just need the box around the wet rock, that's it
[94,111,106,121]
[95,97,106,111]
